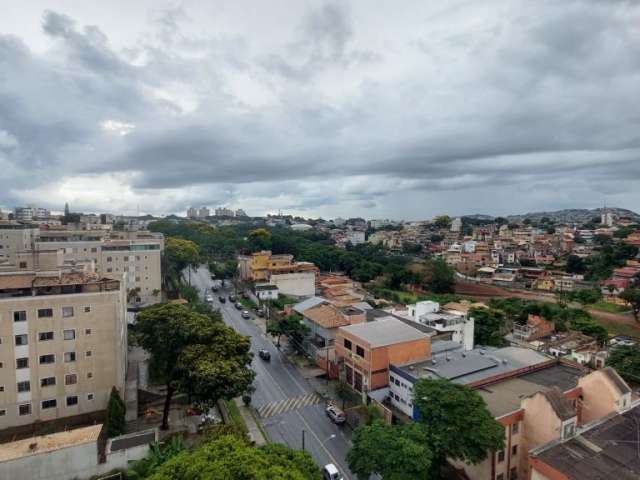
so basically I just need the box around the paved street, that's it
[189,266,354,479]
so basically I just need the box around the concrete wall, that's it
[270,271,315,297]
[578,369,625,424]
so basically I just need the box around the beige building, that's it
[0,223,39,263]
[0,259,127,431]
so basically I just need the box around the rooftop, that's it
[0,424,102,462]
[533,403,640,479]
[339,317,429,348]
[293,296,326,314]
[304,304,349,329]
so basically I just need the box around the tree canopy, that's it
[347,421,433,480]
[135,303,254,429]
[471,307,508,347]
[607,344,640,385]
[147,435,320,480]
[620,288,640,321]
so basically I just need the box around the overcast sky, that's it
[1,1,639,219]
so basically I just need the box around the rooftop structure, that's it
[339,317,430,348]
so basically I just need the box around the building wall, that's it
[578,369,627,424]
[270,271,315,297]
[0,287,127,429]
[0,227,39,262]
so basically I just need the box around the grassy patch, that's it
[593,317,640,338]
[224,399,248,435]
[588,301,629,314]
[372,288,463,305]
[240,297,257,310]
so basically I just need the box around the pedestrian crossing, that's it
[257,393,322,419]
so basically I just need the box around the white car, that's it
[322,464,343,480]
[205,295,213,302]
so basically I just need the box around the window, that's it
[563,422,575,439]
[512,422,519,434]
[497,450,505,462]
[87,393,94,401]
[63,329,75,340]
[389,375,395,384]
[66,396,79,407]
[13,311,26,322]
[87,372,93,379]
[64,352,76,363]
[39,354,55,364]
[62,307,74,318]
[512,445,518,456]
[86,350,92,357]
[0,386,4,392]
[38,308,53,318]
[106,267,113,273]
[496,474,504,480]
[15,334,28,346]
[39,331,54,341]
[356,345,365,357]
[0,409,5,416]
[91,247,97,253]
[16,357,29,369]
[65,374,78,385]
[510,467,518,479]
[107,256,112,262]
[17,381,30,393]
[343,339,352,350]
[41,377,56,387]
[84,306,91,313]
[18,404,31,416]
[42,399,57,409]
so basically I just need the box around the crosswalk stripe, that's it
[258,393,322,418]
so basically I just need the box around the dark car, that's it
[256,308,265,317]
[228,294,236,302]
[218,296,226,303]
[235,302,243,310]
[211,285,219,292]
[258,349,271,361]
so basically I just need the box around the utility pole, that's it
[302,429,305,450]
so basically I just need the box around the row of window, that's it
[16,373,79,392]
[13,351,93,367]
[343,339,365,357]
[495,468,518,480]
[497,444,518,462]
[13,306,91,322]
[105,255,150,262]
[0,394,95,417]
[14,328,92,346]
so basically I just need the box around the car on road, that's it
[325,404,346,425]
[258,349,271,361]
[235,302,243,310]
[218,296,226,303]
[322,464,343,480]
[229,294,236,302]
[211,285,219,292]
[205,295,213,302]
[241,310,251,319]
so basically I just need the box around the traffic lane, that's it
[263,405,352,480]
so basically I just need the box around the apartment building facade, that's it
[0,223,39,263]
[0,270,127,430]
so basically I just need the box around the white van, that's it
[322,463,343,480]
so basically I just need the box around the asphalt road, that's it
[189,266,354,479]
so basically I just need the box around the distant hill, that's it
[506,208,640,224]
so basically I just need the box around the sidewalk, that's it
[235,398,268,446]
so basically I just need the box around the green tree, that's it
[413,379,505,468]
[105,386,126,437]
[620,288,640,321]
[347,421,433,480]
[128,287,142,304]
[267,313,309,353]
[148,435,320,480]
[424,259,455,294]
[135,304,254,430]
[166,237,200,271]
[565,255,586,274]
[433,215,452,229]
[334,381,352,409]
[607,344,640,384]
[471,307,507,347]
[248,228,273,251]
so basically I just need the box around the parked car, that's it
[322,464,343,480]
[241,310,251,319]
[235,302,243,310]
[325,404,346,425]
[256,308,265,317]
[218,296,226,303]
[242,291,249,299]
[258,349,271,361]
[205,295,213,302]
[228,294,236,302]
[211,285,219,292]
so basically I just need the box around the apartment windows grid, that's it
[16,357,29,369]
[64,352,76,363]
[65,374,78,385]
[39,331,54,341]
[38,308,53,318]
[41,377,56,387]
[15,334,28,346]
[39,354,55,364]
[17,380,30,393]
[66,396,79,407]
[18,404,31,416]
[13,311,26,322]
[42,399,57,409]
[62,306,74,318]
[63,329,76,340]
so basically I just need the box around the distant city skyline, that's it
[1,1,639,219]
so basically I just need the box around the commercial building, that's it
[335,317,431,393]
[214,207,235,217]
[0,254,127,431]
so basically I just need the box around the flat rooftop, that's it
[340,317,429,348]
[533,403,640,479]
[0,424,102,462]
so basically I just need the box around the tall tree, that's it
[347,421,433,480]
[135,303,254,430]
[412,379,505,468]
[471,307,507,347]
[607,344,640,385]
[105,386,126,437]
[424,259,455,294]
[620,288,640,321]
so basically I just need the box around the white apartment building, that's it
[0,256,127,430]
[0,223,39,262]
[450,217,462,232]
[346,230,365,246]
[14,207,50,223]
